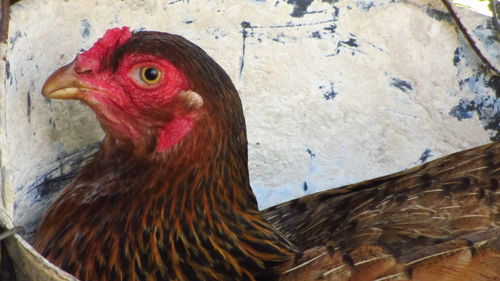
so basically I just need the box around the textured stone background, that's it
[0,0,499,279]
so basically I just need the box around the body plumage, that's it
[35,27,500,281]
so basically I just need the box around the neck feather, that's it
[35,110,296,281]
[96,117,297,280]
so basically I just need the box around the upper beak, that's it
[42,61,92,100]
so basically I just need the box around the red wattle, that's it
[156,117,194,152]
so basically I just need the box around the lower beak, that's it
[42,61,92,100]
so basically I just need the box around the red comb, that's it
[75,26,132,73]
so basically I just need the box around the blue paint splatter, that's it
[5,61,10,81]
[320,82,338,100]
[418,149,433,163]
[449,99,474,120]
[311,31,322,39]
[323,24,337,34]
[49,118,56,128]
[271,32,288,44]
[488,76,500,97]
[9,31,22,46]
[355,0,375,11]
[287,0,315,17]
[306,148,316,158]
[390,77,413,94]
[340,37,359,48]
[80,19,92,38]
[26,91,32,123]
[449,94,500,140]
[453,47,463,66]
[424,6,452,22]
[329,35,361,56]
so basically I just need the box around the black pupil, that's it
[144,68,158,81]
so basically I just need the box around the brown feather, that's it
[266,142,500,280]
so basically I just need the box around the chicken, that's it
[34,27,500,281]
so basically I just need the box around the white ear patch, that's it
[178,90,204,110]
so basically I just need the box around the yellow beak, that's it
[42,61,92,100]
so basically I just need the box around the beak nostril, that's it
[74,55,96,75]
[74,64,93,75]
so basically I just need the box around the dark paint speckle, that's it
[424,6,451,22]
[355,0,375,11]
[49,118,56,129]
[27,91,32,123]
[484,34,496,45]
[418,149,433,163]
[241,21,252,28]
[184,20,193,24]
[368,42,384,52]
[311,31,322,39]
[5,61,10,80]
[306,148,316,158]
[320,82,338,100]
[80,19,92,38]
[306,10,328,15]
[488,76,500,98]
[9,31,22,46]
[390,77,413,94]
[324,24,337,34]
[287,0,315,17]
[332,5,339,18]
[239,21,253,76]
[323,91,337,100]
[303,182,309,191]
[271,33,287,44]
[453,48,462,66]
[341,37,358,48]
[207,27,226,40]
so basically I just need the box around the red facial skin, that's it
[74,28,193,152]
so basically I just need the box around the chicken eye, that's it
[140,67,161,84]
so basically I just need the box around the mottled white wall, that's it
[1,1,499,279]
